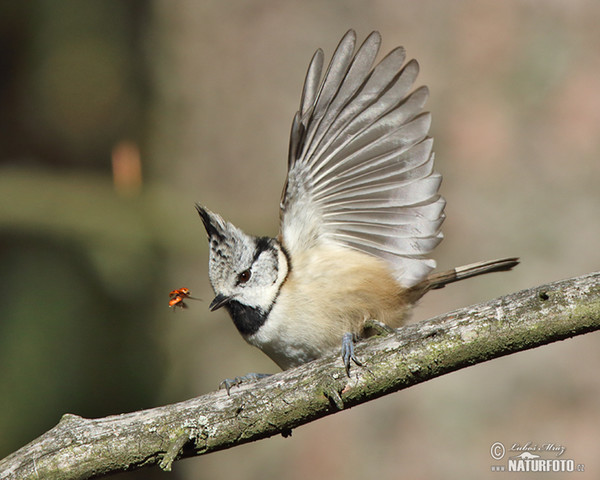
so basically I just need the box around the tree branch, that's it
[2,272,599,480]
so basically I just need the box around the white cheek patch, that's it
[240,245,289,310]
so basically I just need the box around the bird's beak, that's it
[209,294,231,311]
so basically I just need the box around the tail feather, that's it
[426,257,520,290]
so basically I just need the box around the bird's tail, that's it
[425,257,520,290]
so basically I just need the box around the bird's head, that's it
[196,205,289,330]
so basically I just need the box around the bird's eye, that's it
[238,269,251,284]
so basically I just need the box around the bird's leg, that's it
[341,332,363,376]
[219,373,272,395]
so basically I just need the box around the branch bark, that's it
[2,272,599,480]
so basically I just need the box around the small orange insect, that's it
[169,287,200,310]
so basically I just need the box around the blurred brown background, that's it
[1,1,599,479]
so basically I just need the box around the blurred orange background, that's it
[1,1,599,479]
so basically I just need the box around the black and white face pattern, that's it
[196,205,289,336]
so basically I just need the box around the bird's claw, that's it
[219,373,272,395]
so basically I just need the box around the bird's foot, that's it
[341,332,364,377]
[362,318,395,337]
[219,373,272,395]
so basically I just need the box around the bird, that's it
[195,30,518,382]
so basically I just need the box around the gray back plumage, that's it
[280,30,445,287]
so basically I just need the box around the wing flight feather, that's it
[280,30,445,287]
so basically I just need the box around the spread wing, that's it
[279,30,445,287]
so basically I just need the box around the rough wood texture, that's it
[1,272,599,480]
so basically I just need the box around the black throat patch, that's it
[224,300,268,337]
